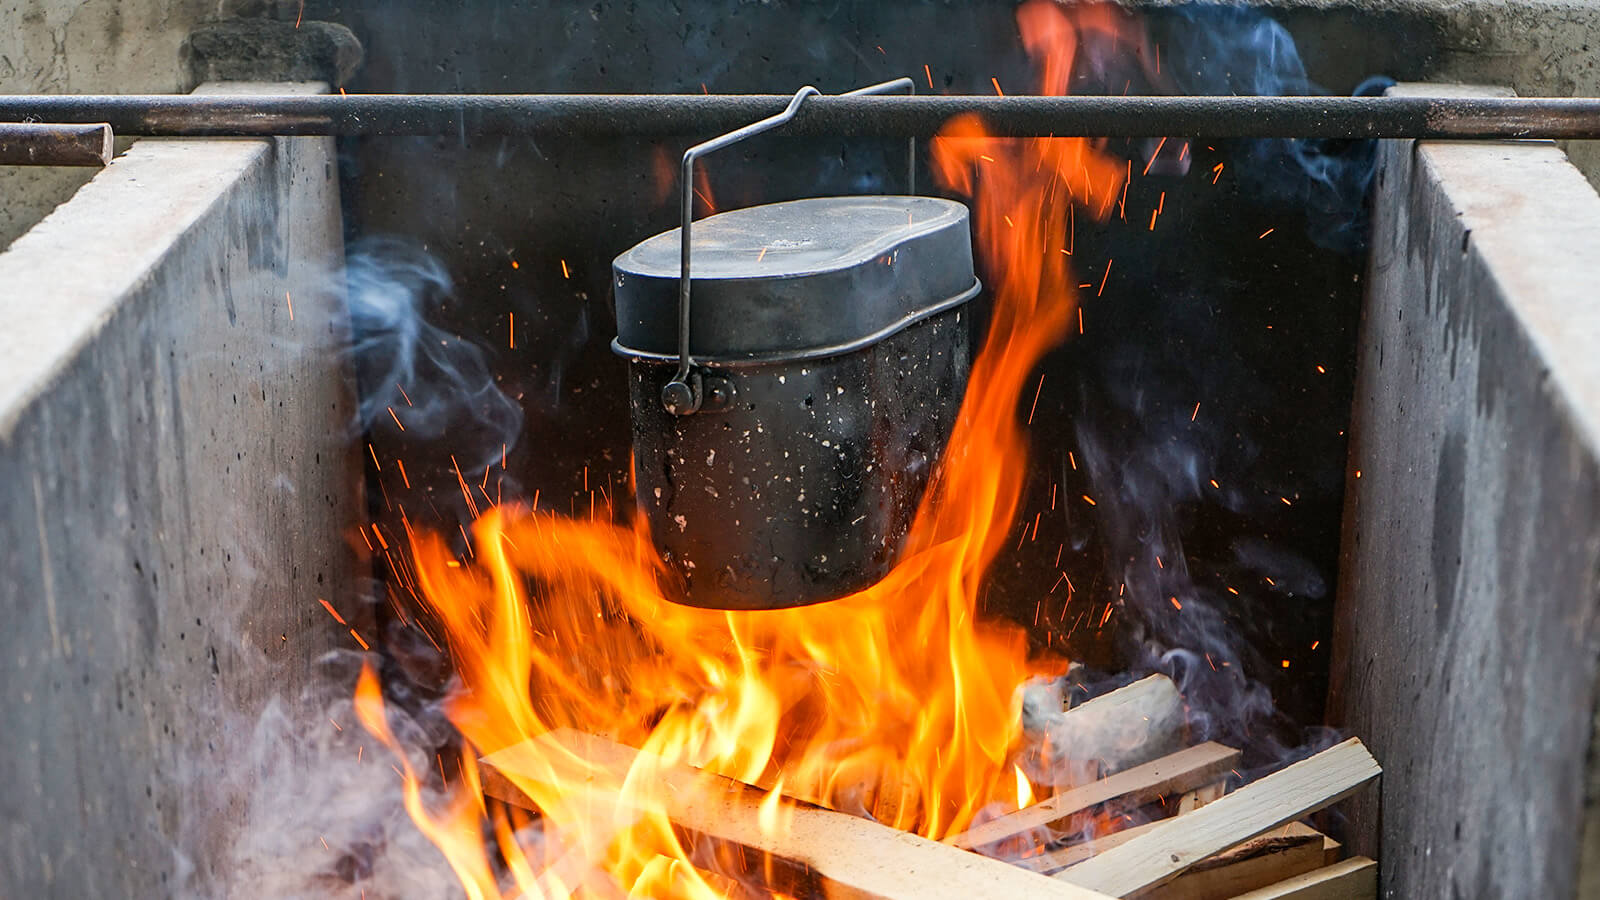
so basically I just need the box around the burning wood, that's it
[479,727,1380,899]
[1018,818,1171,875]
[479,729,1119,900]
[1020,674,1189,785]
[1012,785,1241,876]
[946,741,1241,851]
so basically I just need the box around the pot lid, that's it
[613,196,976,363]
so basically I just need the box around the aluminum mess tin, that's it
[612,195,978,610]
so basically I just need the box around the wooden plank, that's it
[1017,818,1169,874]
[1320,834,1343,866]
[1023,820,1329,879]
[1023,787,1239,875]
[481,729,1119,900]
[1055,738,1380,898]
[1228,857,1377,900]
[1026,675,1188,786]
[948,742,1240,851]
[1134,827,1324,900]
[1273,824,1340,866]
[1028,819,1323,876]
[1178,781,1228,815]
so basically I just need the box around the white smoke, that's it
[223,653,465,899]
[345,235,524,472]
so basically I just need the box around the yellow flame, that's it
[759,776,793,838]
[1014,764,1036,811]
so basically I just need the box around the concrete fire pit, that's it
[4,3,1600,899]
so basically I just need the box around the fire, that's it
[356,2,1132,895]
[1014,764,1036,810]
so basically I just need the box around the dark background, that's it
[300,0,1443,740]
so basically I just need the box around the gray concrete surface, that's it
[1422,0,1600,189]
[1329,84,1600,898]
[0,0,213,248]
[182,17,362,86]
[0,1,357,249]
[0,82,363,897]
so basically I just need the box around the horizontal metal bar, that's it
[1,94,1599,140]
[0,122,113,166]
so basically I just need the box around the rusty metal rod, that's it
[0,94,1599,140]
[0,122,113,166]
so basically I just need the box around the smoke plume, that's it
[344,235,524,472]
[1164,6,1394,251]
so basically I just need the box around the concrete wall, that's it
[1329,84,1600,898]
[0,1,355,248]
[1418,0,1600,189]
[0,0,216,247]
[0,82,363,897]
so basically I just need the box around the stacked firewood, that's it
[482,675,1379,899]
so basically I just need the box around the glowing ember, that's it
[357,2,1132,895]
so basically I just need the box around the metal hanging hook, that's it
[662,77,917,416]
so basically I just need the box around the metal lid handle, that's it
[663,77,916,415]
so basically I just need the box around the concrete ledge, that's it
[0,83,362,897]
[1330,84,1600,898]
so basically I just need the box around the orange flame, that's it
[359,3,1132,895]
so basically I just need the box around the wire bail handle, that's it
[661,77,916,415]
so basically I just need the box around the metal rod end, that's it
[662,376,701,415]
